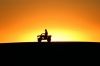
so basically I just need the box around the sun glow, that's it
[17,29,90,42]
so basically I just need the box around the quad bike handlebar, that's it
[37,34,52,36]
[37,33,52,38]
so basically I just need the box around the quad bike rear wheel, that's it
[47,38,51,42]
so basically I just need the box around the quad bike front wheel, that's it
[38,38,41,42]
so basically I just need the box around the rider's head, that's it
[45,29,47,31]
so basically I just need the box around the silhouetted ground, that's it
[0,42,100,66]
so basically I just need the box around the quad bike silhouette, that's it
[37,33,52,42]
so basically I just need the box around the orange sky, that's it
[0,0,100,43]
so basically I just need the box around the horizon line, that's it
[0,41,100,44]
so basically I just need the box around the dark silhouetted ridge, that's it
[0,42,100,66]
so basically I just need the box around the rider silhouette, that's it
[41,29,48,39]
[44,29,48,37]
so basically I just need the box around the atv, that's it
[37,33,52,42]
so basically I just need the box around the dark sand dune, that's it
[0,42,100,50]
[0,42,100,65]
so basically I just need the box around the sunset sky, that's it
[0,0,100,43]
